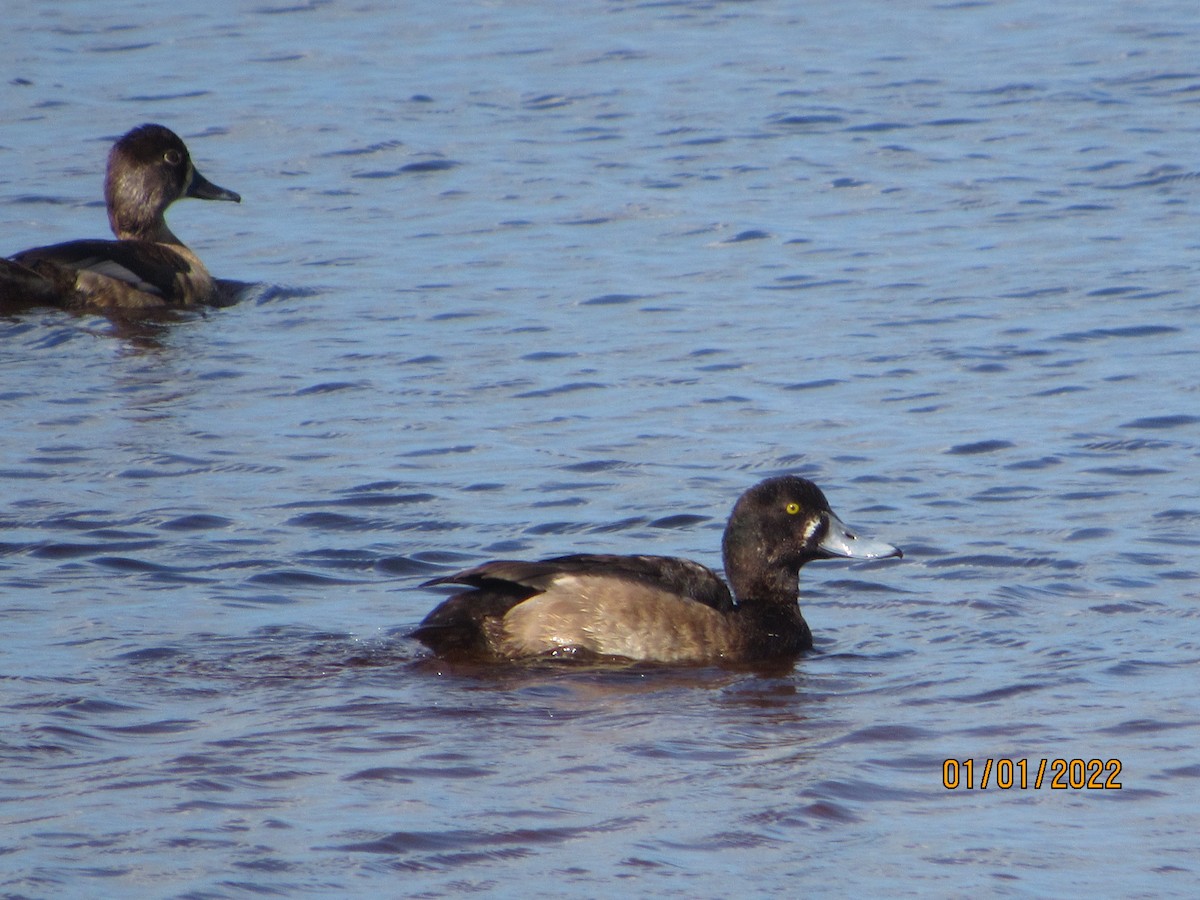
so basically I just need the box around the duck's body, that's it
[6,238,221,311]
[1,124,240,312]
[415,476,902,665]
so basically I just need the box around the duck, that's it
[0,123,240,312]
[414,475,902,665]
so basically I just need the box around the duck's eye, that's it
[785,502,801,515]
[164,149,183,166]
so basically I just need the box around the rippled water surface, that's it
[4,1,1200,896]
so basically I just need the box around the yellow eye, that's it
[785,502,801,515]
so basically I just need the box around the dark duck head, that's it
[103,123,240,244]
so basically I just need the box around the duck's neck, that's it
[110,212,182,246]
[723,536,811,654]
[723,521,802,608]
[728,565,800,608]
[734,597,812,656]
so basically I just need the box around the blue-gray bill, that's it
[817,512,903,561]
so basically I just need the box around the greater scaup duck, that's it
[414,475,902,664]
[0,123,240,312]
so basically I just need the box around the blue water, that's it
[3,0,1200,896]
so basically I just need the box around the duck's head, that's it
[721,475,902,602]
[104,123,240,241]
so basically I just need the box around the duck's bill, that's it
[187,167,241,203]
[818,512,903,560]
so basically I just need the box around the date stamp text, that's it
[942,758,1122,790]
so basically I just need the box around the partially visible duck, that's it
[0,123,240,312]
[414,475,902,665]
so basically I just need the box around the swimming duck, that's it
[0,123,240,312]
[414,475,902,664]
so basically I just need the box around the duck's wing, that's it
[422,554,734,612]
[12,239,190,307]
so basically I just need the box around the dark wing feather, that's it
[422,554,733,612]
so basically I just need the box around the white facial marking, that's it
[802,515,821,542]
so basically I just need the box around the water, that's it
[3,0,1199,895]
